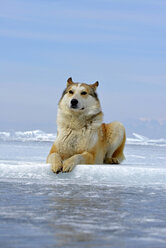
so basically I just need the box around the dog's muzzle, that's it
[70,99,78,109]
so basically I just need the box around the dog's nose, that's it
[71,99,78,106]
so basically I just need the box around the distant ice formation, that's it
[127,133,166,147]
[0,130,56,142]
[0,130,166,146]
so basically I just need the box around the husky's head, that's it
[59,77,101,116]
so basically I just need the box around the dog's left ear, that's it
[90,81,99,91]
[67,77,74,87]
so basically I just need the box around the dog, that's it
[47,77,126,173]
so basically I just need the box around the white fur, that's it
[47,81,126,173]
[63,84,100,114]
[55,85,102,160]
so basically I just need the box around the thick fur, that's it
[47,78,126,173]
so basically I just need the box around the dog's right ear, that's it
[90,81,99,91]
[67,77,74,87]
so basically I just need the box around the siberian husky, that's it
[47,77,126,173]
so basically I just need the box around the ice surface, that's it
[0,162,166,187]
[0,133,166,186]
[0,134,166,248]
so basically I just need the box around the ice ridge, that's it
[0,130,166,146]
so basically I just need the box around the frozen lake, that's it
[0,131,166,248]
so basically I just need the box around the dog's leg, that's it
[104,121,126,164]
[62,152,94,172]
[46,143,63,173]
[47,152,63,173]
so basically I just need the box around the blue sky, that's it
[0,0,166,137]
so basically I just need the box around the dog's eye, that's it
[69,90,74,94]
[81,91,87,95]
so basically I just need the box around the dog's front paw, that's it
[62,160,75,173]
[51,162,62,174]
[47,153,62,174]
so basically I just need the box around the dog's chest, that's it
[56,128,98,159]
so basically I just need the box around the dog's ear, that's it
[90,81,99,91]
[67,77,74,87]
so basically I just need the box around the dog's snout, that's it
[71,99,78,106]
